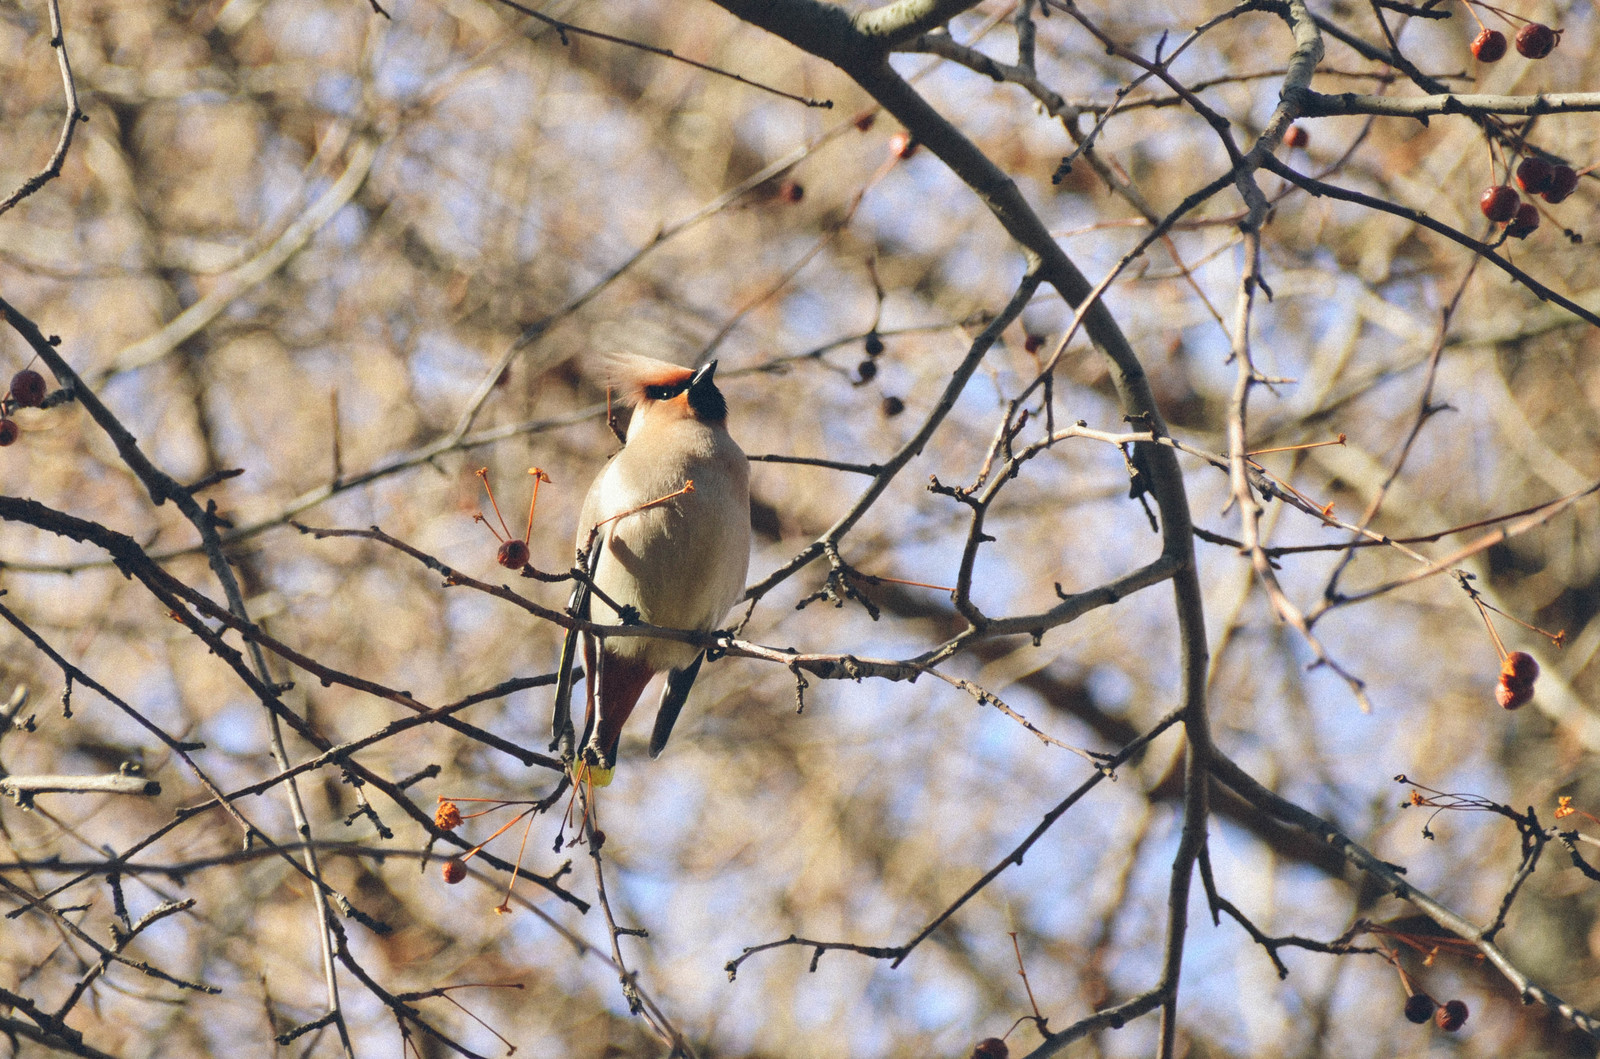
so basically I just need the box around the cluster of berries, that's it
[1404,994,1469,1032]
[1,369,48,446]
[1495,650,1540,709]
[1465,10,1578,240]
[436,801,470,883]
[1479,157,1581,239]
[1470,22,1560,63]
[859,331,905,417]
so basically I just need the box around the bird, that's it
[571,353,750,781]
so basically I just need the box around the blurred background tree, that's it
[2,0,1599,1056]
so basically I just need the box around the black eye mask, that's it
[644,382,688,401]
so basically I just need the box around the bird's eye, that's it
[644,383,684,400]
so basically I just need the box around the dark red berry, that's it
[1497,679,1533,709]
[1436,998,1468,1032]
[889,130,917,160]
[1498,650,1539,708]
[881,395,905,417]
[442,858,467,884]
[1479,184,1519,223]
[0,419,17,446]
[9,370,45,408]
[1543,165,1578,203]
[1502,651,1540,685]
[1404,994,1438,1024]
[853,111,877,132]
[778,179,804,204]
[1516,157,1554,196]
[1515,23,1558,60]
[1471,28,1507,62]
[971,1039,1009,1059]
[1284,125,1309,149]
[496,539,530,569]
[864,332,885,357]
[1506,202,1540,239]
[856,359,877,383]
[1023,334,1044,354]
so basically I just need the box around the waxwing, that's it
[573,354,750,778]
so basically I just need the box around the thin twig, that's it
[0,0,85,217]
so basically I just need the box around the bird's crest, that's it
[597,353,697,408]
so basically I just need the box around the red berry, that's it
[1471,28,1507,62]
[1479,184,1519,223]
[881,396,905,417]
[1284,125,1309,149]
[1543,165,1578,203]
[1506,202,1540,239]
[1023,334,1044,354]
[889,130,917,160]
[1404,994,1438,1024]
[853,111,877,133]
[1515,23,1558,60]
[9,370,45,408]
[1497,650,1539,709]
[442,858,467,884]
[0,419,17,446]
[1516,157,1554,196]
[1436,998,1468,1031]
[1497,679,1532,709]
[496,539,530,569]
[777,179,804,204]
[971,1039,1009,1059]
[1502,651,1540,684]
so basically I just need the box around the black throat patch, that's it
[687,376,727,422]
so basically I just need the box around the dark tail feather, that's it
[649,651,705,758]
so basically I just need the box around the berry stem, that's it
[1472,595,1509,660]
[476,467,515,542]
[458,804,537,865]
[1247,434,1347,456]
[590,480,696,533]
[1455,0,1487,34]
[1465,0,1532,28]
[492,807,541,915]
[559,764,603,847]
[1009,932,1045,1022]
[1382,946,1421,996]
[849,570,957,593]
[524,468,552,546]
